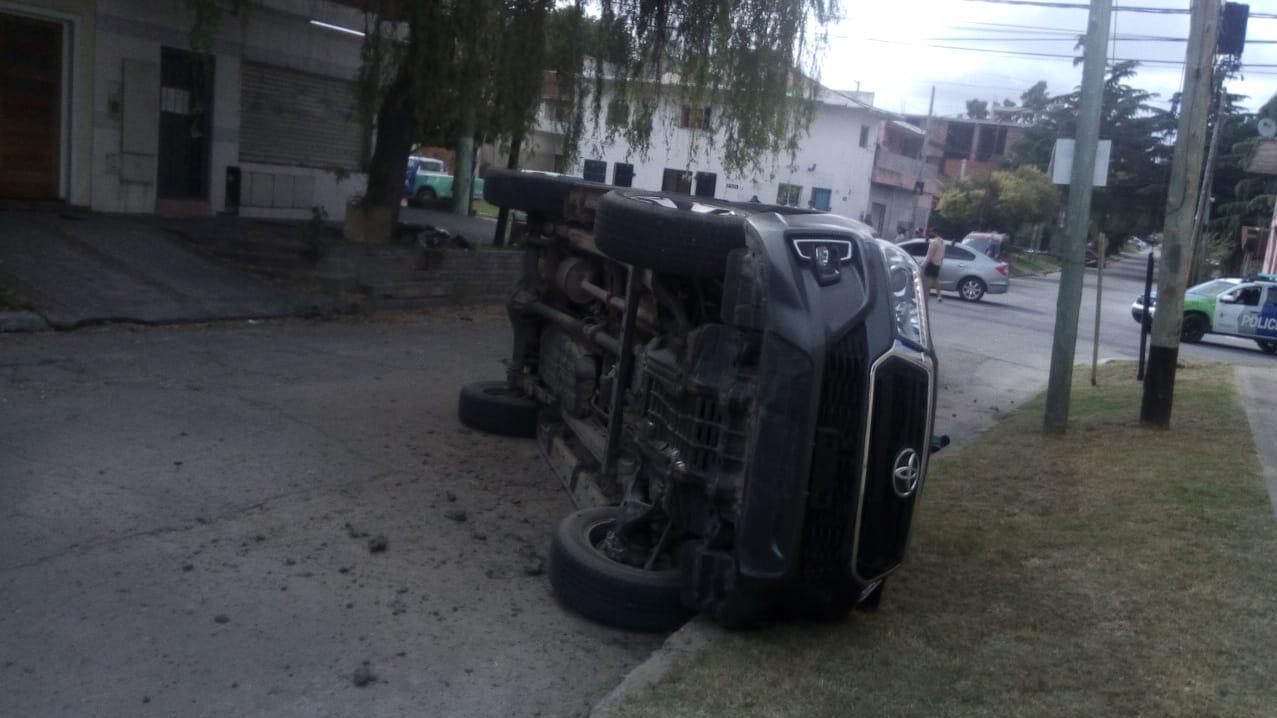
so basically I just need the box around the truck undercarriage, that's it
[458,170,944,630]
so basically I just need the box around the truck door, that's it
[1250,285,1277,340]
[1216,284,1261,337]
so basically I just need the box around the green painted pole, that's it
[1044,0,1112,433]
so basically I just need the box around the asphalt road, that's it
[0,310,660,718]
[1,253,1269,718]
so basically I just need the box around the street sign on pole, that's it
[1050,139,1112,187]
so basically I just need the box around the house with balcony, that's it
[869,119,942,237]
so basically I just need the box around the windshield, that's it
[1188,279,1240,296]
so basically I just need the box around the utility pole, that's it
[1141,0,1221,427]
[1189,72,1226,286]
[1043,0,1112,433]
[492,133,523,247]
[913,86,935,234]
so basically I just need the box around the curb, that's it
[0,310,50,333]
[588,618,724,718]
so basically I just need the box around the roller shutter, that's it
[239,62,364,170]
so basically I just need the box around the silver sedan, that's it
[896,239,1010,302]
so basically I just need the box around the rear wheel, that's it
[482,169,606,219]
[957,276,986,302]
[413,187,437,206]
[457,381,539,438]
[1258,339,1277,355]
[549,507,690,632]
[1181,313,1209,343]
[595,190,815,277]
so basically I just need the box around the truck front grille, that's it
[800,326,868,584]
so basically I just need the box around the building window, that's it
[776,183,802,207]
[679,105,711,130]
[694,172,717,198]
[859,125,870,148]
[810,187,831,211]
[612,162,634,187]
[662,168,692,194]
[582,159,607,183]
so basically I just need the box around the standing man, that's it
[923,229,945,302]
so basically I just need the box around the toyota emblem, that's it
[891,448,921,498]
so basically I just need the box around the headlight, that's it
[877,240,930,349]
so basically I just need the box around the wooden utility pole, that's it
[492,133,523,247]
[912,86,935,234]
[453,108,477,217]
[1044,0,1112,433]
[1141,0,1221,427]
[1189,77,1226,286]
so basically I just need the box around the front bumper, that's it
[684,213,936,613]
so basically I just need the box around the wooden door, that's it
[0,13,62,199]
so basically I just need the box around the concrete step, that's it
[211,247,315,272]
[362,281,452,300]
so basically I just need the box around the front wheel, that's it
[1181,313,1209,343]
[1258,339,1277,355]
[957,276,986,302]
[548,507,690,632]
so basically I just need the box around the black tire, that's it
[594,189,815,277]
[482,169,607,218]
[956,276,986,302]
[549,507,691,632]
[1258,340,1277,355]
[1181,312,1209,344]
[414,187,436,206]
[457,381,539,438]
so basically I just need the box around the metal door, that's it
[158,48,212,198]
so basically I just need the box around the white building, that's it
[0,0,369,220]
[525,85,890,217]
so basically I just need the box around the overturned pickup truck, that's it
[459,170,945,631]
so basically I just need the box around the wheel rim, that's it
[961,280,982,300]
[1184,317,1205,340]
[584,517,677,572]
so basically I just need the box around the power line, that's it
[914,34,1277,44]
[957,0,1277,19]
[860,37,1277,69]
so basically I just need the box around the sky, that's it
[817,0,1277,117]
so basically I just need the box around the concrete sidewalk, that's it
[0,211,331,329]
[1236,365,1277,521]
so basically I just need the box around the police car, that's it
[1131,275,1277,355]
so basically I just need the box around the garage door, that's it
[0,13,62,199]
[239,62,364,170]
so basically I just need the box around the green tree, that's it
[965,99,990,120]
[1009,62,1176,242]
[190,0,841,235]
[934,167,1057,240]
[1207,91,1277,273]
